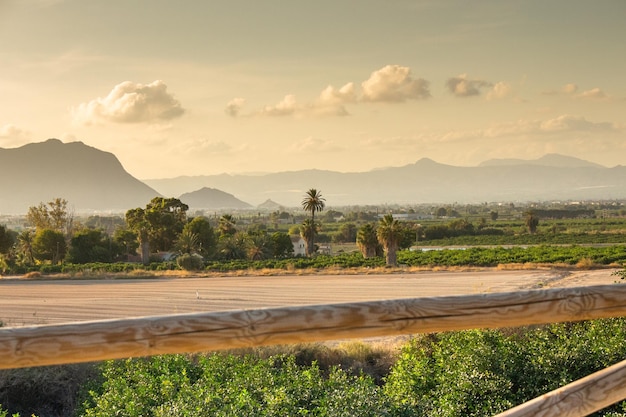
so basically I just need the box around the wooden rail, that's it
[1,283,626,416]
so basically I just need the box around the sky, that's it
[1,0,625,180]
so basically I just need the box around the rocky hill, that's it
[178,187,252,210]
[0,139,159,214]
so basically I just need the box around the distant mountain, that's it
[178,187,252,210]
[479,154,604,169]
[145,154,626,206]
[0,139,159,214]
[257,199,284,210]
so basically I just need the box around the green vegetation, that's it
[4,319,626,416]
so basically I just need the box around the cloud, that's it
[562,83,578,94]
[0,124,30,146]
[486,82,512,100]
[361,65,430,102]
[258,94,299,117]
[446,74,492,97]
[225,98,246,117]
[318,82,357,105]
[72,80,185,124]
[576,87,608,100]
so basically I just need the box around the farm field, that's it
[0,268,619,327]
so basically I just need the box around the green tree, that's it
[356,223,380,258]
[301,189,325,256]
[218,232,248,260]
[271,231,294,258]
[377,214,402,266]
[26,198,72,235]
[144,197,189,251]
[125,197,189,263]
[16,230,35,265]
[183,216,217,259]
[246,231,272,260]
[125,207,150,264]
[218,214,237,237]
[300,219,320,256]
[0,225,15,255]
[67,228,113,263]
[113,228,139,261]
[32,229,66,264]
[175,229,200,255]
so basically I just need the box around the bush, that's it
[175,253,204,271]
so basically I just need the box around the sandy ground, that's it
[0,268,621,327]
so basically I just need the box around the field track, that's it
[0,268,620,327]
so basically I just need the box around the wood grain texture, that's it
[496,357,626,417]
[1,284,626,370]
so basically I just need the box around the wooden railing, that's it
[2,284,626,416]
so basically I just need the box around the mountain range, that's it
[1,139,625,214]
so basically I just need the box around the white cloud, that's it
[486,81,512,100]
[258,94,299,117]
[446,74,492,97]
[318,82,357,105]
[72,80,185,125]
[361,65,430,102]
[225,98,246,117]
[0,124,30,146]
[576,87,608,100]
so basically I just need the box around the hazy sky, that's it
[1,0,625,179]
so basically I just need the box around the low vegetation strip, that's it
[4,319,626,416]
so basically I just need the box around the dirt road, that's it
[0,268,620,327]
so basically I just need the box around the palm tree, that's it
[218,214,237,237]
[356,223,379,258]
[175,229,200,255]
[525,210,539,234]
[377,214,402,267]
[300,219,320,256]
[17,230,35,265]
[301,189,325,256]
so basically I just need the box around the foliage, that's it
[79,353,391,417]
[26,198,71,233]
[183,216,217,259]
[270,231,294,258]
[385,319,626,416]
[356,223,381,258]
[67,228,116,263]
[377,214,402,266]
[301,189,325,256]
[176,253,204,271]
[0,225,15,255]
[32,228,66,264]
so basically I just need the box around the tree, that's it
[301,189,325,256]
[334,223,357,243]
[218,214,237,237]
[300,219,320,256]
[377,214,402,267]
[246,232,272,261]
[125,207,150,264]
[175,229,200,255]
[113,228,139,261]
[183,216,216,259]
[16,230,35,265]
[125,197,189,263]
[67,228,113,263]
[356,223,380,258]
[32,229,66,264]
[0,225,15,255]
[26,198,73,235]
[144,197,189,251]
[270,232,294,258]
[525,210,539,234]
[217,232,248,260]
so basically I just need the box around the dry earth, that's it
[0,268,621,328]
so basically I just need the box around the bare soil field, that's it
[0,268,621,327]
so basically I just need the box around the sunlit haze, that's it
[1,0,624,179]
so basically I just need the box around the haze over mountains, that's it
[1,139,625,214]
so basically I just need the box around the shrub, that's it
[176,253,204,271]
